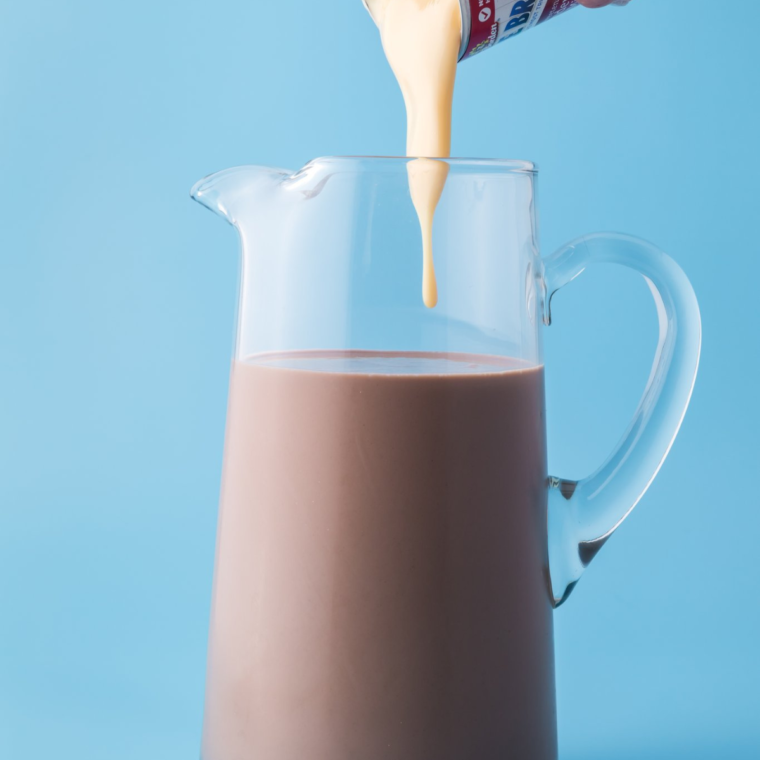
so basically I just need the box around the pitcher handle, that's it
[542,233,701,606]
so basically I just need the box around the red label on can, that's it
[539,0,577,24]
[462,0,578,60]
[462,0,500,60]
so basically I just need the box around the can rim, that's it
[458,0,471,61]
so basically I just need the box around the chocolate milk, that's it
[201,351,556,760]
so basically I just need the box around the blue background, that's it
[1,1,758,758]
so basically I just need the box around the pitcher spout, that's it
[191,165,292,225]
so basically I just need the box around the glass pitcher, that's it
[191,157,700,760]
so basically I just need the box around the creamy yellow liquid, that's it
[366,0,462,308]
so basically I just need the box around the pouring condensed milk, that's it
[364,0,627,307]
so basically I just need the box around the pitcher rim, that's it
[306,156,537,174]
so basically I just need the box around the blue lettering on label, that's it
[505,12,530,30]
[510,0,534,16]
[499,26,524,41]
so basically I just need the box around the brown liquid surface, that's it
[202,351,556,760]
